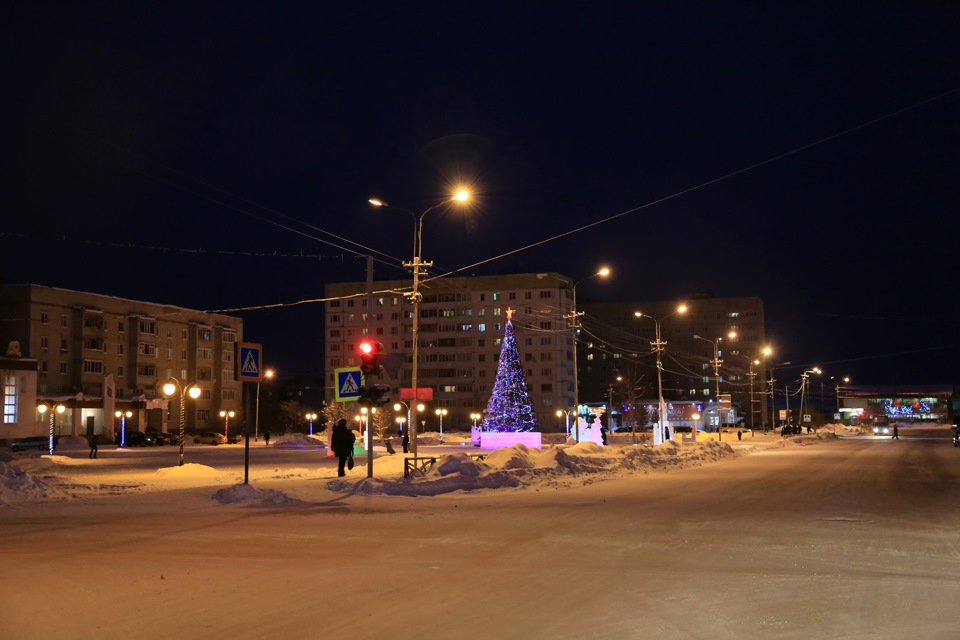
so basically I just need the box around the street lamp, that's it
[37,402,65,455]
[566,267,611,442]
[115,409,132,447]
[555,409,570,439]
[832,376,851,412]
[255,368,275,442]
[768,360,791,429]
[163,378,201,467]
[635,304,687,446]
[470,412,482,429]
[369,190,470,456]
[799,367,822,430]
[435,408,448,443]
[220,410,235,443]
[694,332,734,441]
[305,412,318,436]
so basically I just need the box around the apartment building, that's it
[324,272,576,433]
[0,284,243,439]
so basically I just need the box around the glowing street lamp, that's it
[305,412,318,435]
[370,190,470,456]
[37,402,65,454]
[163,378,202,466]
[555,409,570,439]
[115,410,132,447]
[635,304,687,446]
[255,368,275,442]
[567,267,611,442]
[219,410,236,443]
[435,408,448,443]
[694,332,736,441]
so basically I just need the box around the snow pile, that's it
[344,440,740,497]
[0,461,68,504]
[213,483,297,505]
[772,432,840,447]
[271,432,328,449]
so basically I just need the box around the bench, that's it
[404,456,438,478]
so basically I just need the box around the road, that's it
[2,433,958,639]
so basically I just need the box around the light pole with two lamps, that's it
[162,378,201,467]
[369,191,470,456]
[37,401,65,454]
[115,410,132,447]
[635,304,687,446]
[565,267,611,442]
[220,410,235,443]
[434,408,448,443]
[305,412,318,436]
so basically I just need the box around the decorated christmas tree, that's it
[481,308,538,432]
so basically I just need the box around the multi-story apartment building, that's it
[0,284,243,439]
[324,273,769,434]
[578,295,768,428]
[324,272,577,433]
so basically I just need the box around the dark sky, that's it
[2,1,959,386]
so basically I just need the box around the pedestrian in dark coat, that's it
[88,434,98,459]
[331,419,356,477]
[263,430,271,446]
[892,424,899,440]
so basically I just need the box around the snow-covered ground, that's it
[6,425,953,640]
[0,429,842,505]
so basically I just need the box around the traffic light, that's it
[358,340,384,376]
[358,384,391,407]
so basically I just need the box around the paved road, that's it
[3,435,959,639]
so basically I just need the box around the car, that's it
[193,432,226,445]
[124,431,158,447]
[10,435,56,452]
[872,416,891,435]
[146,431,179,446]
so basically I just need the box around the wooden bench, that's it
[403,456,438,478]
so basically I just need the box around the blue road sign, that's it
[238,343,263,382]
[335,367,363,402]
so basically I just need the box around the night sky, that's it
[2,2,958,387]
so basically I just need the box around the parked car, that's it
[124,431,158,447]
[872,416,891,435]
[146,430,179,446]
[10,435,56,452]
[193,432,226,445]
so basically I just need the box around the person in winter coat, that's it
[331,419,356,477]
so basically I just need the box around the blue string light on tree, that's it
[480,307,538,433]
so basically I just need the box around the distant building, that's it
[1,349,42,439]
[0,284,243,441]
[324,272,576,432]
[324,274,769,434]
[839,386,953,424]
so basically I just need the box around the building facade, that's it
[0,284,243,440]
[324,273,577,433]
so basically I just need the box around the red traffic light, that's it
[358,341,384,376]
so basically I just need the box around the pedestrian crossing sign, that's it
[238,343,263,382]
[335,367,363,402]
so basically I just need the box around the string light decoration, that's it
[480,308,538,433]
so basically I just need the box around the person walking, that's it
[892,423,899,440]
[263,430,271,446]
[331,419,356,477]
[88,434,98,459]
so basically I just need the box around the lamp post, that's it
[254,368,274,442]
[219,410,235,443]
[470,412,481,429]
[115,410,132,447]
[305,412,318,436]
[37,402,65,454]
[799,367,821,430]
[435,408,448,443]
[565,267,611,442]
[694,333,733,441]
[832,376,850,413]
[370,191,470,456]
[635,305,687,446]
[163,378,201,467]
[768,361,791,429]
[555,409,570,439]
